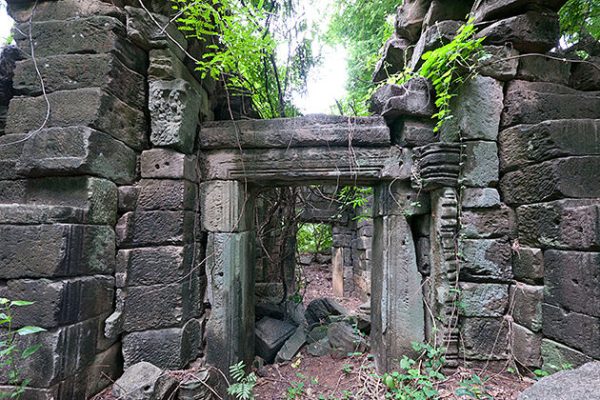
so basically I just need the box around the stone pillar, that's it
[200,180,255,376]
[371,181,425,372]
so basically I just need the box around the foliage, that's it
[296,223,333,254]
[559,0,600,43]
[227,361,257,400]
[533,362,573,379]
[286,379,305,399]
[454,374,493,399]
[337,186,373,221]
[0,298,46,399]
[173,0,316,118]
[326,0,399,115]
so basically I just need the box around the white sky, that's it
[0,3,347,115]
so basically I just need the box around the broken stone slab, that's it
[8,0,126,24]
[380,77,436,121]
[372,35,413,82]
[0,224,115,279]
[255,317,297,363]
[477,45,520,81]
[0,176,117,225]
[459,238,512,282]
[542,304,600,359]
[305,298,349,327]
[462,141,499,188]
[570,56,600,91]
[410,20,463,70]
[461,188,501,209]
[137,179,198,211]
[544,250,600,318]
[499,119,600,172]
[541,339,593,372]
[200,146,411,184]
[13,16,148,74]
[116,210,196,247]
[517,199,600,250]
[122,319,202,370]
[149,79,201,153]
[307,325,329,344]
[307,338,331,357]
[6,88,148,151]
[459,283,509,317]
[513,247,544,284]
[510,283,543,332]
[511,323,542,369]
[199,180,253,232]
[502,81,600,128]
[112,361,178,400]
[328,321,368,358]
[518,362,600,400]
[116,246,193,288]
[14,126,138,185]
[0,276,114,329]
[422,0,474,30]
[516,54,571,85]
[200,115,390,150]
[471,0,567,23]
[501,156,600,205]
[275,326,307,363]
[459,317,509,360]
[370,84,406,115]
[140,148,198,181]
[476,11,560,53]
[125,5,187,57]
[461,206,516,239]
[395,0,432,42]
[390,118,437,147]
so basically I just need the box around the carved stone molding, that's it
[413,142,462,190]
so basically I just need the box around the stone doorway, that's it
[197,115,427,375]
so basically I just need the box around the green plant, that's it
[342,363,353,374]
[455,374,493,399]
[533,362,573,379]
[0,298,46,399]
[337,186,373,222]
[286,380,305,399]
[296,223,333,254]
[227,361,257,400]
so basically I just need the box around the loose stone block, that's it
[255,317,297,363]
[13,16,147,74]
[517,199,600,250]
[199,180,252,232]
[200,115,390,150]
[149,79,201,153]
[471,0,567,22]
[460,317,509,360]
[395,0,431,42]
[140,148,198,181]
[15,127,137,185]
[0,224,115,279]
[462,141,499,187]
[122,319,202,369]
[499,119,600,171]
[372,36,412,82]
[390,118,436,147]
[13,54,146,110]
[460,239,512,281]
[137,179,197,211]
[516,54,571,84]
[541,339,593,371]
[570,56,600,91]
[513,247,544,284]
[0,276,114,328]
[477,45,519,81]
[476,12,560,54]
[501,157,600,205]
[409,20,463,70]
[461,205,515,239]
[125,5,187,53]
[116,246,194,288]
[461,188,501,209]
[459,283,509,317]
[511,283,543,332]
[116,210,196,247]
[511,323,542,368]
[501,81,600,128]
[544,250,600,318]
[380,77,436,121]
[542,304,600,359]
[422,0,473,30]
[8,0,126,24]
[0,177,117,225]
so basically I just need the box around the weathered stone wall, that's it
[375,0,600,372]
[0,0,214,397]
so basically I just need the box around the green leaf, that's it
[21,343,42,359]
[16,326,46,336]
[10,300,34,307]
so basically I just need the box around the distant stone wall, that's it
[374,0,600,371]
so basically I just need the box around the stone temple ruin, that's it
[0,0,599,398]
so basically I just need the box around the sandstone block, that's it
[462,141,499,187]
[461,205,515,239]
[373,36,412,82]
[570,55,600,91]
[255,317,296,363]
[410,20,462,70]
[118,185,140,213]
[0,134,26,179]
[199,180,252,232]
[542,304,600,359]
[0,177,117,225]
[499,119,600,171]
[122,319,202,369]
[125,5,187,54]
[116,246,194,287]
[140,148,198,181]
[116,210,196,247]
[460,317,509,360]
[0,276,114,328]
[476,12,560,53]
[459,283,509,317]
[13,16,147,73]
[460,238,512,281]
[381,77,436,121]
[541,339,593,371]
[0,224,115,279]
[6,88,147,151]
[511,283,543,332]
[422,0,473,30]
[544,250,600,318]
[395,0,431,42]
[149,79,201,153]
[512,247,544,284]
[518,361,600,400]
[15,126,137,184]
[477,45,519,81]
[471,0,567,22]
[512,323,542,368]
[461,188,501,209]
[391,118,436,147]
[137,179,197,211]
[517,199,600,250]
[13,54,145,110]
[516,54,571,84]
[373,180,430,217]
[501,81,600,128]
[8,0,125,24]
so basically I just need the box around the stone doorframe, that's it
[195,115,450,374]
